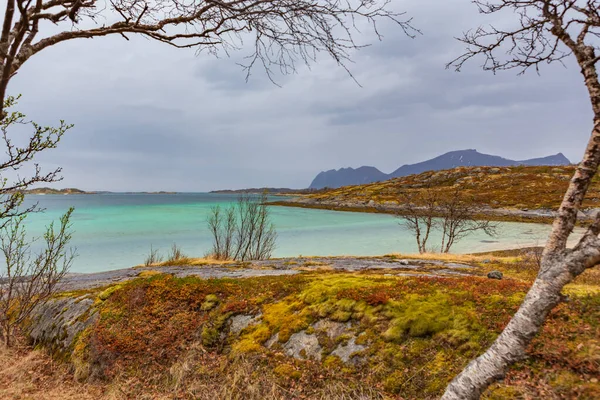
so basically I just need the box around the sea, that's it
[5,193,560,273]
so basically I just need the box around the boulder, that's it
[27,296,97,356]
[487,271,503,280]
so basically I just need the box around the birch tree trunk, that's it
[442,2,600,397]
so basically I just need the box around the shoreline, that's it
[267,198,583,225]
[56,253,517,293]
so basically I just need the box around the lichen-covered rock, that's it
[283,331,322,361]
[313,320,351,340]
[229,314,261,336]
[27,295,97,357]
[331,337,366,363]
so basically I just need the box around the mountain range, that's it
[309,149,571,189]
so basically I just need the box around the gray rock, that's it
[481,259,491,264]
[265,333,280,349]
[283,331,322,361]
[27,296,97,356]
[331,337,366,363]
[229,314,261,336]
[400,260,409,266]
[487,271,503,280]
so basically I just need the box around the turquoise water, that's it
[8,193,558,273]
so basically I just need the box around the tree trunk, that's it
[441,258,570,399]
[442,116,600,399]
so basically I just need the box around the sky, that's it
[6,0,594,192]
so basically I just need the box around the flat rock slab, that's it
[56,256,480,292]
[331,337,366,363]
[283,331,322,361]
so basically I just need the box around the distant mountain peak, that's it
[308,149,571,189]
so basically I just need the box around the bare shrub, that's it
[167,243,186,263]
[0,208,75,347]
[395,188,439,253]
[518,246,544,274]
[144,245,163,267]
[207,193,277,261]
[438,188,498,253]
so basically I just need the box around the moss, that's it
[261,300,312,343]
[322,355,343,370]
[200,294,220,311]
[383,293,484,344]
[383,370,405,394]
[232,325,272,354]
[201,327,220,347]
[70,271,599,399]
[550,371,583,391]
[274,364,302,380]
[71,327,93,381]
[137,270,162,278]
[97,284,123,301]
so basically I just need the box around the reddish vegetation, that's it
[64,269,599,399]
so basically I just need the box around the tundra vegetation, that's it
[207,193,277,261]
[294,165,596,219]
[1,0,600,399]
[0,0,410,357]
[6,250,598,399]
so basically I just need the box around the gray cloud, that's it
[5,0,594,191]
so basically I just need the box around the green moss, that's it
[232,325,272,354]
[201,327,220,347]
[383,370,405,394]
[484,385,525,400]
[200,294,220,311]
[273,364,302,380]
[261,300,312,343]
[97,284,123,301]
[383,293,483,343]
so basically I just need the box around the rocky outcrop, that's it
[27,295,97,357]
[283,331,322,361]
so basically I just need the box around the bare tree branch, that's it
[0,0,417,115]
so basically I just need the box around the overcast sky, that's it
[7,0,593,192]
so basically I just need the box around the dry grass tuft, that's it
[0,340,103,400]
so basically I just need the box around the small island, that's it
[20,187,93,195]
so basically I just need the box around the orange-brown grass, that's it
[305,165,600,211]
[0,339,104,400]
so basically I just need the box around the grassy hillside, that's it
[11,252,598,400]
[303,165,600,211]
